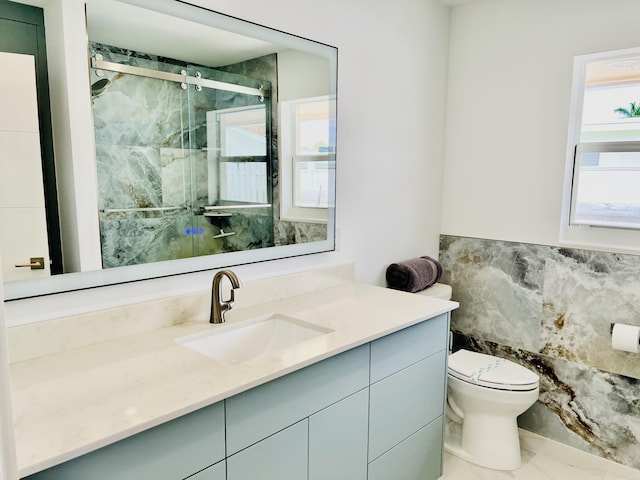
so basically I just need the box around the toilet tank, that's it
[414,283,452,301]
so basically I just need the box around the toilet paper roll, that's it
[611,323,640,353]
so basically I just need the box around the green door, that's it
[0,0,62,273]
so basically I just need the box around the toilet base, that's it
[445,409,523,471]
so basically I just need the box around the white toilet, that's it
[446,349,539,470]
[415,284,539,471]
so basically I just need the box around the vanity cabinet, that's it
[368,313,448,478]
[23,313,449,480]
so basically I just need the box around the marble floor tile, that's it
[440,430,640,480]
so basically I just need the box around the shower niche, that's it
[90,42,276,268]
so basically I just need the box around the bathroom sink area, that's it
[176,314,333,365]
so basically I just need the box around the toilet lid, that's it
[448,349,539,391]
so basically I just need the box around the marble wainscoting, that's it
[439,235,640,471]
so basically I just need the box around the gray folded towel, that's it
[386,256,443,293]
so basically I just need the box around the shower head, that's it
[91,78,111,97]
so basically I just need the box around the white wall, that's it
[441,0,640,246]
[5,0,451,320]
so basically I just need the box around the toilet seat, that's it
[448,349,539,391]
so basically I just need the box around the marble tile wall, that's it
[439,235,640,470]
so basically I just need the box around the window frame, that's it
[560,46,640,254]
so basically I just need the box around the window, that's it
[562,47,640,253]
[571,142,640,229]
[280,96,336,223]
[207,105,268,204]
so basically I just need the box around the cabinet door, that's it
[369,351,446,461]
[227,419,308,480]
[368,416,443,480]
[309,389,369,480]
[185,460,225,480]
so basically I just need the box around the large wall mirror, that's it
[1,0,337,300]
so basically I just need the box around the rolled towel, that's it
[386,256,443,293]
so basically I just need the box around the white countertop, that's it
[10,283,457,477]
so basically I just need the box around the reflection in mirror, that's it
[90,44,274,267]
[2,0,337,300]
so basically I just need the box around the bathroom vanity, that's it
[9,280,456,480]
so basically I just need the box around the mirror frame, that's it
[4,0,337,300]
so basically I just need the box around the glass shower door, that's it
[186,64,274,257]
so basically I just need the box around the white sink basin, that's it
[176,314,333,365]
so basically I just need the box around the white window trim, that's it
[279,96,331,225]
[560,46,640,254]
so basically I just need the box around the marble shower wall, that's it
[439,235,640,470]
[90,43,275,267]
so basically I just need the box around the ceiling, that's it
[11,0,285,68]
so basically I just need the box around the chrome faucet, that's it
[210,270,241,324]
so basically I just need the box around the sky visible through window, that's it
[582,83,640,127]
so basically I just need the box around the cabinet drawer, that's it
[226,420,308,480]
[25,401,225,480]
[368,416,443,480]
[370,313,448,383]
[226,344,369,455]
[309,389,369,480]
[368,350,446,461]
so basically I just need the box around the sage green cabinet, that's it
[369,351,447,461]
[368,313,449,479]
[368,417,444,480]
[227,420,309,480]
[309,389,369,480]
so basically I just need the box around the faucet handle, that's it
[225,288,236,308]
